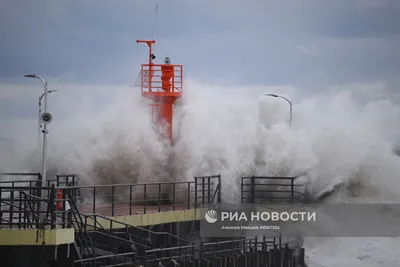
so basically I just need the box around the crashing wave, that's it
[1,82,400,205]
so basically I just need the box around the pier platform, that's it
[0,173,306,267]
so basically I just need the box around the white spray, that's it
[2,80,400,266]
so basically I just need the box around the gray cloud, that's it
[1,0,399,87]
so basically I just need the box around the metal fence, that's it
[0,185,72,229]
[143,235,306,267]
[0,174,221,228]
[82,213,188,248]
[0,173,79,229]
[74,252,136,267]
[241,176,305,203]
[0,173,78,192]
[58,175,221,216]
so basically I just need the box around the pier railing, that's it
[82,213,189,246]
[143,235,306,266]
[241,176,305,203]
[0,185,72,229]
[58,175,221,216]
[0,173,79,194]
[0,174,221,228]
[74,252,136,267]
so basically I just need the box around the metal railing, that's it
[0,185,72,229]
[143,235,305,267]
[139,64,183,93]
[0,173,78,185]
[59,190,144,266]
[144,235,285,260]
[71,199,148,265]
[82,213,189,248]
[54,174,79,187]
[145,244,195,262]
[67,193,96,259]
[195,175,221,205]
[0,175,220,229]
[0,173,78,197]
[58,175,221,216]
[200,236,275,257]
[74,252,136,267]
[0,173,42,198]
[241,176,305,203]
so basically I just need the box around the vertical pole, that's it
[251,176,255,204]
[144,184,147,214]
[40,82,49,223]
[111,185,115,216]
[218,175,221,203]
[93,187,96,214]
[241,178,244,204]
[187,182,190,209]
[172,183,176,210]
[207,177,211,203]
[291,178,294,202]
[50,185,56,229]
[148,43,153,93]
[194,178,198,208]
[158,184,161,212]
[202,178,205,204]
[129,185,132,215]
[38,96,42,149]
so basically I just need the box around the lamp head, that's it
[24,74,37,78]
[265,93,279,98]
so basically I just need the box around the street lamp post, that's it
[264,93,292,127]
[24,74,53,222]
[38,90,57,149]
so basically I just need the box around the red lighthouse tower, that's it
[136,39,183,143]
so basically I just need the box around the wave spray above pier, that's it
[2,41,400,267]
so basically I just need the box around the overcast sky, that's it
[2,0,400,86]
[1,0,400,138]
